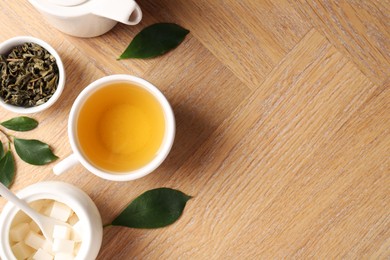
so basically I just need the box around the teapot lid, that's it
[29,0,93,17]
[47,0,87,6]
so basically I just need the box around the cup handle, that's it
[53,153,79,175]
[92,1,142,26]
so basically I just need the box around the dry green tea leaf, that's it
[0,42,59,107]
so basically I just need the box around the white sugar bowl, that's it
[0,181,103,260]
[28,0,142,37]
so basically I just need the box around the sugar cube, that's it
[67,214,79,226]
[50,202,72,222]
[12,212,31,226]
[10,222,30,242]
[33,248,54,260]
[42,202,54,217]
[11,241,34,260]
[42,240,55,255]
[25,230,46,250]
[53,225,71,240]
[29,200,46,212]
[71,221,83,242]
[52,239,75,254]
[29,221,41,234]
[73,242,81,256]
[70,230,82,243]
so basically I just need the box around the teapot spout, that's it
[92,0,142,25]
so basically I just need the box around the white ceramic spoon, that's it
[0,182,70,243]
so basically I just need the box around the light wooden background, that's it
[0,1,389,259]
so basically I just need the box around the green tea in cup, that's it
[53,75,175,181]
[77,82,165,172]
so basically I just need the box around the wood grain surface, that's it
[0,1,389,259]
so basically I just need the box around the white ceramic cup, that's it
[53,74,175,181]
[0,181,103,260]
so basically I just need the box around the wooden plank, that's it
[294,0,390,86]
[140,0,311,88]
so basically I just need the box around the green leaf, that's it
[14,138,58,165]
[111,188,192,228]
[119,23,190,59]
[0,141,4,158]
[1,117,38,131]
[0,151,15,187]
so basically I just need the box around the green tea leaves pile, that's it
[119,23,190,59]
[107,188,192,229]
[0,116,58,187]
[0,42,59,107]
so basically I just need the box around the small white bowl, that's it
[0,36,65,114]
[0,181,103,260]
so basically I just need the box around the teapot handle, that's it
[92,0,142,25]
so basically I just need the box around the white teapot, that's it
[28,0,142,37]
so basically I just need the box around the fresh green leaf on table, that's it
[1,116,38,131]
[0,141,4,158]
[0,151,15,187]
[111,188,192,228]
[14,138,58,165]
[119,23,190,59]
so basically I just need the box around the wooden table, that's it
[1,1,389,259]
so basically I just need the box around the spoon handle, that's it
[0,182,36,217]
